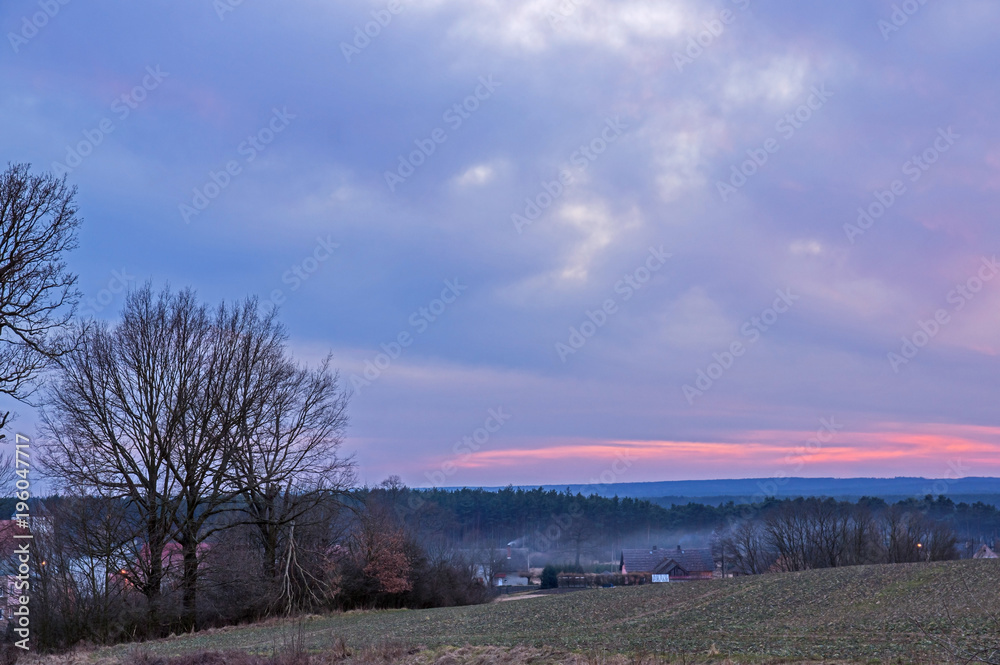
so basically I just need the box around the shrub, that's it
[540,565,559,589]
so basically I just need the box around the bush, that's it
[540,565,559,589]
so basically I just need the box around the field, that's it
[78,559,999,665]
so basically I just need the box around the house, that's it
[471,546,531,587]
[620,545,715,582]
[473,566,530,586]
[491,572,530,586]
[973,544,998,559]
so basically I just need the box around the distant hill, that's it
[462,477,1000,505]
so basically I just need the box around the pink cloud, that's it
[419,423,1000,486]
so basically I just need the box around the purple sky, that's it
[3,0,1000,488]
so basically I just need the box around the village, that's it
[474,536,1000,593]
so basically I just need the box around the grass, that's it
[51,559,1000,665]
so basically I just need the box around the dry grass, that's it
[25,644,873,665]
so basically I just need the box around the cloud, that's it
[453,162,498,187]
[423,0,695,54]
[4,0,1000,486]
[789,240,822,256]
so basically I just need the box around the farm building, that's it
[619,545,715,581]
[490,572,531,586]
[973,544,998,559]
[471,546,532,586]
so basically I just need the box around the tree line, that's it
[29,287,486,649]
[0,165,486,651]
[716,496,964,575]
[369,486,1000,569]
[37,284,359,634]
[25,487,489,650]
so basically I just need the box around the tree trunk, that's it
[181,537,199,632]
[145,521,166,637]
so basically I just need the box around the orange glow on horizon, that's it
[434,423,1000,477]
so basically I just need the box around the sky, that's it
[2,0,1000,489]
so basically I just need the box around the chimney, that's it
[651,545,657,551]
[677,545,682,552]
[507,545,512,559]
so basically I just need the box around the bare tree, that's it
[163,297,291,631]
[764,502,810,571]
[924,517,959,561]
[723,518,772,575]
[563,513,600,568]
[34,497,137,646]
[229,354,353,601]
[42,285,353,632]
[807,498,849,568]
[0,451,14,494]
[471,539,507,588]
[882,505,924,563]
[0,163,81,434]
[844,501,881,565]
[40,288,187,634]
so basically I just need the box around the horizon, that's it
[17,475,1000,499]
[4,1,1000,488]
[423,475,1000,494]
[440,475,1000,487]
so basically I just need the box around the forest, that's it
[9,479,1000,651]
[372,485,1000,566]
